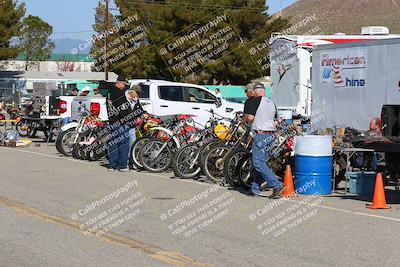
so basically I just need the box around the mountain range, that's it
[52,37,91,55]
[279,0,400,34]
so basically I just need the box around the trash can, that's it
[294,135,333,195]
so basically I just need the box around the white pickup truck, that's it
[133,80,244,126]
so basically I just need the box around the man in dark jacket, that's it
[106,75,142,172]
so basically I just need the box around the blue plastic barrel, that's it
[294,135,333,195]
[294,155,332,195]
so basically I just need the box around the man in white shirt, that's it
[244,83,284,198]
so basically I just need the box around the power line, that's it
[105,0,109,81]
[110,0,267,12]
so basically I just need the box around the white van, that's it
[132,80,244,126]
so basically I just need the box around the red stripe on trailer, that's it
[296,42,316,48]
[320,38,371,44]
[297,38,374,48]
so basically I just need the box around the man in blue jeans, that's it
[107,124,130,171]
[106,75,142,172]
[244,83,285,198]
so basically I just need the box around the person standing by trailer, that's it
[214,88,221,97]
[106,75,137,172]
[244,83,285,198]
[71,87,79,96]
[93,87,102,97]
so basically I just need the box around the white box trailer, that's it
[269,27,400,117]
[311,38,400,130]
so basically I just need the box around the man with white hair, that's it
[244,82,285,198]
[106,75,133,172]
[125,85,145,169]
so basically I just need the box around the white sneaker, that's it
[108,168,115,172]
[119,168,130,172]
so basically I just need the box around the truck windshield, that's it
[139,84,150,98]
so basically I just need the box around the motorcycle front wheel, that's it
[131,136,151,169]
[139,138,172,172]
[55,128,77,156]
[173,144,201,179]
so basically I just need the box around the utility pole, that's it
[104,0,109,81]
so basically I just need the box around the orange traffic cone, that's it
[366,173,391,209]
[282,165,296,198]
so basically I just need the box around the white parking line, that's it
[3,147,400,223]
[1,147,93,164]
[284,198,400,222]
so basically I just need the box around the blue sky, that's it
[22,0,296,40]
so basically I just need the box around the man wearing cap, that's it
[93,87,102,97]
[80,87,91,96]
[106,75,141,172]
[244,82,285,198]
[71,87,79,96]
[243,83,255,105]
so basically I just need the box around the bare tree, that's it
[56,61,76,72]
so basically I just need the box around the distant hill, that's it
[279,0,400,35]
[52,37,92,55]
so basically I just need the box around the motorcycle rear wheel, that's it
[202,144,231,183]
[223,147,248,187]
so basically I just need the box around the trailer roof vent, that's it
[334,32,346,36]
[361,26,389,35]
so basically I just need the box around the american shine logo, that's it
[321,54,367,87]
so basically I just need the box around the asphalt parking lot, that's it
[1,140,400,267]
